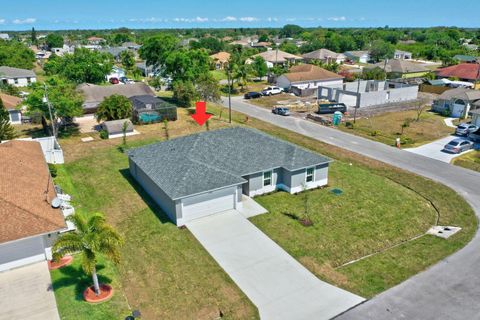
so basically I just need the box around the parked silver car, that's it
[456,123,479,136]
[443,138,474,154]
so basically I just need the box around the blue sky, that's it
[0,0,479,30]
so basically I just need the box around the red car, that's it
[109,77,119,84]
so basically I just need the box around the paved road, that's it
[405,136,473,163]
[0,262,60,320]
[221,96,480,320]
[186,210,364,320]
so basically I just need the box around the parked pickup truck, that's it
[469,129,480,142]
[316,103,347,114]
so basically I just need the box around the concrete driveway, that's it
[405,136,473,163]
[221,96,480,320]
[0,262,60,320]
[186,210,364,320]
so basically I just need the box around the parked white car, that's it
[262,86,284,96]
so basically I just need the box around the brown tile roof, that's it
[371,59,428,74]
[210,51,231,63]
[436,63,480,81]
[253,50,303,63]
[283,64,344,82]
[0,93,23,110]
[0,140,66,244]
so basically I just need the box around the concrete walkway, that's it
[444,117,457,128]
[0,262,60,320]
[221,96,480,320]
[405,136,473,163]
[186,210,364,320]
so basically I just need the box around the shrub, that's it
[370,130,379,137]
[345,121,354,129]
[400,136,413,145]
[48,164,57,178]
[99,129,108,139]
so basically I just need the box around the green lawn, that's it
[337,110,454,147]
[50,253,131,320]
[210,70,227,81]
[452,150,480,172]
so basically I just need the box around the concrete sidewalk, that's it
[0,262,60,320]
[186,210,364,320]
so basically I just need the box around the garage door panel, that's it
[182,188,236,222]
[0,237,45,272]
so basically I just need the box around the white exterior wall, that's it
[277,76,343,90]
[3,77,37,87]
[472,113,480,127]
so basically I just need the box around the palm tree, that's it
[52,212,123,296]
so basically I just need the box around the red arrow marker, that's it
[191,101,212,126]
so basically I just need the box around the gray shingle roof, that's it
[0,66,36,79]
[128,127,331,199]
[102,119,134,133]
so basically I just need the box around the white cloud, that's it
[266,17,278,22]
[286,18,297,22]
[327,16,347,21]
[194,16,208,22]
[239,17,259,22]
[222,16,237,22]
[12,18,36,24]
[129,17,163,23]
[173,17,208,23]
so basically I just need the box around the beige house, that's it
[251,50,303,67]
[210,51,231,70]
[302,49,346,64]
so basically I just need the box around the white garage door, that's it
[451,104,464,118]
[0,236,46,272]
[182,188,236,222]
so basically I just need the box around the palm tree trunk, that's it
[92,267,100,296]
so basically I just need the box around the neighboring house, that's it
[0,140,67,272]
[251,50,303,67]
[51,44,74,56]
[130,95,177,123]
[250,41,271,49]
[432,87,480,118]
[210,51,231,70]
[453,55,478,63]
[136,61,158,77]
[436,63,480,89]
[302,49,346,64]
[0,66,37,87]
[78,82,155,113]
[344,51,370,64]
[100,46,129,61]
[0,33,10,41]
[102,119,135,139]
[368,59,429,79]
[87,36,105,45]
[463,43,479,51]
[0,93,23,124]
[394,50,412,60]
[128,127,331,226]
[122,42,142,50]
[318,80,419,108]
[276,64,344,91]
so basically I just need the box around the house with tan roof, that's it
[251,49,303,67]
[276,64,344,90]
[302,49,346,64]
[210,51,231,70]
[367,59,429,79]
[0,140,67,271]
[1,93,23,124]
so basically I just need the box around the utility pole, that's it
[43,84,56,137]
[354,77,361,124]
[227,63,232,124]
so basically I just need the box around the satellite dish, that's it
[51,197,62,208]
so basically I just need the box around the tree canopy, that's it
[44,48,113,84]
[164,49,211,83]
[0,40,35,69]
[95,94,133,122]
[0,98,16,142]
[139,33,179,68]
[369,39,395,62]
[45,33,64,49]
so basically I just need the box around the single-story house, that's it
[102,119,135,139]
[210,51,231,70]
[51,44,74,57]
[432,87,480,118]
[0,66,37,87]
[251,50,303,67]
[453,55,478,63]
[1,93,23,124]
[368,59,429,79]
[302,49,346,64]
[318,80,419,108]
[130,95,177,123]
[250,41,271,49]
[136,61,158,77]
[0,140,67,272]
[87,36,105,45]
[99,46,129,61]
[0,33,10,41]
[344,51,370,64]
[128,127,331,226]
[394,50,412,60]
[78,82,155,113]
[436,63,480,89]
[122,42,142,50]
[106,66,126,81]
[276,64,344,91]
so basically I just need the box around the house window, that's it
[306,167,314,183]
[263,171,272,187]
[14,78,18,84]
